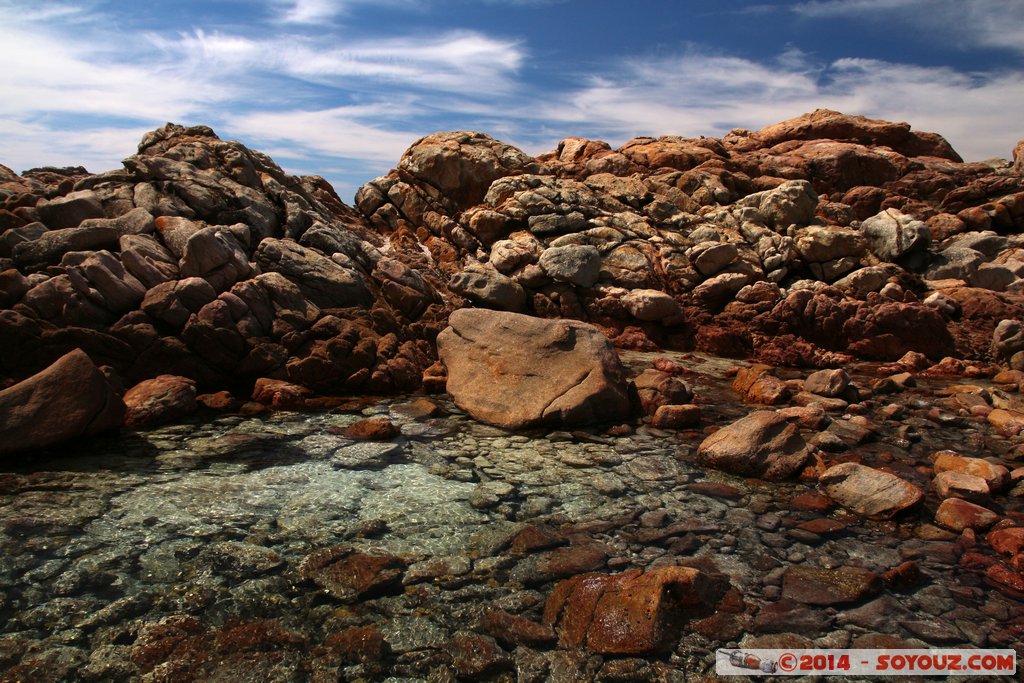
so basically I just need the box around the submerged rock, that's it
[436,308,632,429]
[543,566,711,654]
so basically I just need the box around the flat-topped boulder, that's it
[437,308,632,429]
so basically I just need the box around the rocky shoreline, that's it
[1,109,1023,679]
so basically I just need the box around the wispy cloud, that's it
[529,49,1024,161]
[0,0,1022,200]
[271,0,423,24]
[793,0,1024,55]
[149,28,524,96]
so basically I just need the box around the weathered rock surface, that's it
[0,349,124,454]
[122,375,197,429]
[3,109,1024,453]
[436,308,631,428]
[696,410,811,480]
[542,567,711,654]
[818,462,923,519]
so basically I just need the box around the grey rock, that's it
[36,190,105,229]
[736,179,818,229]
[449,264,527,311]
[538,244,601,287]
[255,238,371,309]
[861,208,930,261]
[331,442,404,469]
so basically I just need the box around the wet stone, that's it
[447,632,511,678]
[201,541,284,579]
[299,546,407,603]
[509,545,609,586]
[330,442,403,469]
[403,555,472,585]
[782,565,882,605]
[752,599,834,635]
[481,610,556,648]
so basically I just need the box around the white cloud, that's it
[793,0,1024,55]
[530,51,1024,161]
[149,28,524,96]
[228,105,424,164]
[272,0,423,24]
[0,118,148,173]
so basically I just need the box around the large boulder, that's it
[0,349,125,454]
[436,309,632,429]
[398,131,537,211]
[696,410,810,480]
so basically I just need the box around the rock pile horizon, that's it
[2,108,1024,437]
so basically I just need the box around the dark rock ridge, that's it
[1,111,1024,440]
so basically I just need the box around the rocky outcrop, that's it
[2,109,1024,450]
[436,308,632,429]
[0,349,124,454]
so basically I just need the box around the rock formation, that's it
[1,110,1024,446]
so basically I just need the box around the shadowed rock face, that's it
[436,308,632,429]
[0,349,124,454]
[0,110,1023,443]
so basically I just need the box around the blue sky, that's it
[2,0,1023,199]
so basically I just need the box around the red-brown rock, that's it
[481,609,556,647]
[0,349,125,455]
[323,625,389,664]
[447,632,510,678]
[696,410,810,480]
[299,546,407,603]
[251,378,312,411]
[818,462,923,519]
[543,566,710,654]
[988,528,1024,556]
[935,498,999,532]
[782,565,882,605]
[342,417,400,441]
[650,404,701,429]
[933,451,1010,493]
[123,375,197,429]
[437,309,632,429]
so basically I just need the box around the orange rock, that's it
[988,527,1024,556]
[650,404,701,429]
[933,470,990,502]
[543,566,710,654]
[935,498,999,532]
[987,408,1024,436]
[933,451,1010,492]
[342,417,400,441]
[124,375,197,429]
[251,377,311,411]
